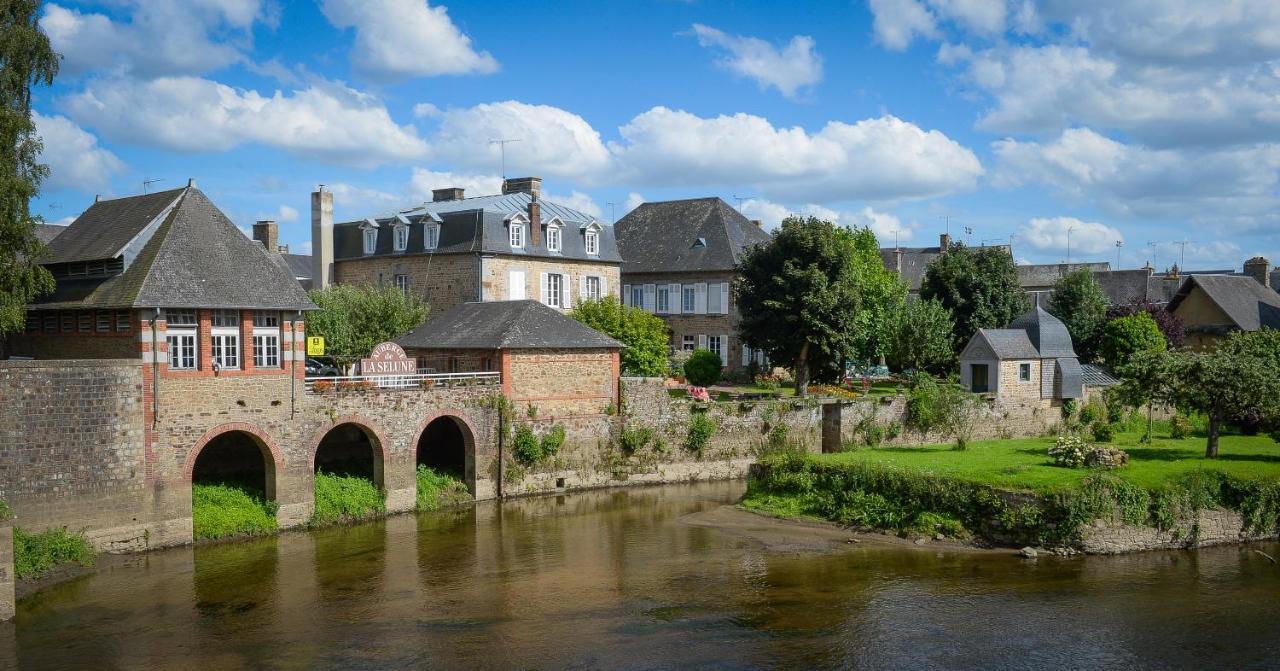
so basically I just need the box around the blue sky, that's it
[32,0,1280,271]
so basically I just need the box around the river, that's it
[5,481,1280,670]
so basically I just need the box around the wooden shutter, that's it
[599,276,608,298]
[540,273,550,305]
[698,334,707,349]
[561,274,571,309]
[579,274,588,299]
[707,283,721,314]
[719,283,730,315]
[622,284,632,306]
[695,283,708,314]
[643,284,656,312]
[719,335,729,365]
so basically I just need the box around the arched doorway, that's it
[191,429,276,499]
[416,415,473,490]
[313,422,384,487]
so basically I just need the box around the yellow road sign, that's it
[306,336,325,356]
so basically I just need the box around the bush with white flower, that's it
[1048,434,1092,468]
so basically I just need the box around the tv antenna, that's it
[1147,241,1160,272]
[488,138,521,178]
[143,178,164,194]
[732,194,748,209]
[964,226,973,245]
[1171,238,1193,270]
[1115,240,1123,270]
[606,201,616,223]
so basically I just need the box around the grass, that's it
[416,465,472,511]
[312,471,385,524]
[13,527,96,580]
[192,482,278,540]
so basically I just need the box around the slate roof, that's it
[615,197,771,274]
[1166,274,1280,331]
[880,246,943,292]
[281,253,312,280]
[35,223,66,244]
[1055,357,1084,399]
[975,329,1040,359]
[1009,306,1078,358]
[396,300,622,350]
[1017,262,1111,290]
[31,186,316,312]
[1080,364,1120,387]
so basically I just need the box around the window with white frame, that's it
[395,273,410,294]
[1018,362,1032,382]
[252,311,280,369]
[656,286,670,313]
[708,335,726,365]
[210,309,240,370]
[547,223,562,252]
[546,273,563,308]
[585,275,601,300]
[362,228,377,255]
[166,309,197,370]
[510,221,525,248]
[631,285,644,308]
[393,225,408,252]
[682,335,696,351]
[682,285,696,313]
[424,223,440,250]
[585,229,599,255]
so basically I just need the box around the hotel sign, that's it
[360,342,416,375]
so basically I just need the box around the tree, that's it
[1158,348,1280,458]
[1217,329,1280,435]
[736,217,900,396]
[0,1,59,337]
[919,243,1029,352]
[570,296,668,377]
[1047,270,1109,360]
[1108,300,1185,349]
[306,284,428,371]
[1100,312,1166,369]
[683,349,722,387]
[1114,350,1173,442]
[883,298,955,375]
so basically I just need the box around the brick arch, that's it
[412,409,479,493]
[305,415,392,489]
[185,422,283,500]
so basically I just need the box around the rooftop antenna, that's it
[606,201,616,224]
[1065,223,1076,264]
[1115,240,1124,270]
[964,225,973,245]
[1172,238,1192,270]
[143,177,164,194]
[488,138,521,178]
[1147,241,1160,273]
[891,228,900,249]
[939,215,951,236]
[732,194,747,209]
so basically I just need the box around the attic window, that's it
[547,221,562,252]
[585,229,599,255]
[692,237,707,248]
[363,228,377,255]
[424,223,440,250]
[510,221,525,248]
[392,224,408,252]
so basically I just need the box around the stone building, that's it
[1166,267,1280,349]
[312,177,622,315]
[613,197,771,370]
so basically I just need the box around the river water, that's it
[5,481,1280,670]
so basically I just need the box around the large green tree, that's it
[736,216,901,396]
[570,296,668,377]
[306,284,428,371]
[1100,312,1166,369]
[0,0,59,336]
[919,243,1029,352]
[1047,269,1109,360]
[883,297,955,375]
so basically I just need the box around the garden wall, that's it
[834,394,1063,448]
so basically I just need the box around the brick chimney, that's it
[939,232,952,250]
[528,191,542,247]
[750,219,763,228]
[311,187,334,290]
[253,220,279,253]
[1244,256,1271,288]
[893,247,904,272]
[432,187,464,202]
[502,176,541,196]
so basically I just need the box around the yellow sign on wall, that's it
[306,336,325,356]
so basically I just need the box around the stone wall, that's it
[0,520,12,622]
[507,349,618,418]
[835,393,1061,447]
[1078,509,1279,554]
[5,331,138,360]
[334,252,479,315]
[481,256,620,308]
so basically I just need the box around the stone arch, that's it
[412,410,478,493]
[306,415,391,489]
[185,423,283,500]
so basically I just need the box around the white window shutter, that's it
[695,283,708,314]
[707,283,721,314]
[540,273,550,305]
[720,283,730,315]
[670,284,682,314]
[622,284,632,306]
[643,284,655,312]
[742,345,750,366]
[579,275,587,299]
[599,275,608,299]
[720,335,729,365]
[698,334,707,349]
[561,274,571,309]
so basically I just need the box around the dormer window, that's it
[547,220,562,253]
[584,223,601,256]
[510,220,525,248]
[424,223,440,250]
[362,228,377,255]
[393,224,408,252]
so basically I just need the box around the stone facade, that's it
[998,359,1043,402]
[506,349,618,419]
[621,271,753,371]
[480,256,619,309]
[1168,283,1236,350]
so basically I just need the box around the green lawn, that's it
[824,427,1280,493]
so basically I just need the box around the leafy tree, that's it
[1217,329,1280,434]
[1114,350,1173,442]
[0,1,59,336]
[1047,270,1109,360]
[1100,312,1166,368]
[306,284,428,371]
[683,348,722,387]
[919,243,1029,352]
[1108,300,1185,349]
[570,296,668,377]
[883,298,955,375]
[737,217,901,396]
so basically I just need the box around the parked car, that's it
[305,357,341,377]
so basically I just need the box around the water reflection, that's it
[9,481,1280,670]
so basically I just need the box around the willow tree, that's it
[0,0,59,336]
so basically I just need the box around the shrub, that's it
[1091,420,1115,443]
[684,349,723,387]
[885,422,903,441]
[570,297,669,376]
[619,426,653,456]
[1106,398,1125,425]
[513,425,542,465]
[1049,434,1092,468]
[1170,414,1193,439]
[540,424,566,458]
[13,527,96,580]
[768,423,790,450]
[905,373,945,433]
[1079,403,1101,425]
[686,412,716,455]
[312,471,385,524]
[863,423,886,447]
[192,482,278,540]
[1101,311,1167,368]
[754,374,781,390]
[415,465,471,511]
[1061,398,1078,420]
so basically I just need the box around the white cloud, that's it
[321,0,498,81]
[690,24,823,99]
[1018,217,1124,257]
[869,0,937,50]
[929,0,1007,34]
[622,192,646,215]
[407,168,501,201]
[42,1,269,77]
[738,199,794,228]
[843,206,913,242]
[739,198,912,242]
[327,182,404,218]
[33,111,126,192]
[412,102,441,118]
[64,77,428,168]
[425,101,612,180]
[277,205,299,222]
[545,190,603,219]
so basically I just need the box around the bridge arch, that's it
[413,411,478,494]
[185,423,283,501]
[307,416,390,489]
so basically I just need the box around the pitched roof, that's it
[1017,262,1110,290]
[44,187,186,264]
[975,329,1040,359]
[403,191,595,226]
[1009,306,1077,358]
[615,197,771,274]
[396,300,622,350]
[35,223,66,244]
[1166,274,1280,331]
[31,186,316,312]
[1080,364,1120,387]
[280,253,312,279]
[880,246,943,291]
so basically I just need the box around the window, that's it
[395,274,410,294]
[1019,362,1032,382]
[61,313,73,332]
[43,315,57,332]
[166,309,197,326]
[682,285,696,313]
[116,311,131,332]
[252,311,280,369]
[211,309,240,370]
[631,285,644,308]
[585,276,601,300]
[78,312,91,332]
[708,283,723,314]
[547,224,562,252]
[682,335,696,351]
[708,335,726,365]
[362,228,377,255]
[585,230,599,255]
[96,311,110,332]
[424,224,440,250]
[24,313,38,332]
[393,225,408,252]
[546,273,563,308]
[510,221,525,248]
[166,309,198,370]
[656,286,670,313]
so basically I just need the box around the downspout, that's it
[291,311,299,417]
[150,309,159,427]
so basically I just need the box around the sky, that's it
[30,0,1280,271]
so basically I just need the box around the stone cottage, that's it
[959,306,1089,401]
[613,197,771,370]
[312,177,622,315]
[1167,266,1280,349]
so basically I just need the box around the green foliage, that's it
[1091,420,1115,443]
[415,465,471,511]
[1062,398,1078,419]
[905,374,982,447]
[513,424,542,465]
[13,527,95,580]
[305,284,428,368]
[570,296,669,376]
[0,2,59,336]
[736,216,906,395]
[192,483,278,540]
[540,424,565,458]
[1047,270,1110,361]
[1170,414,1193,439]
[685,412,716,455]
[619,426,653,456]
[1101,312,1167,368]
[1078,403,1100,425]
[919,243,1029,353]
[905,374,946,434]
[683,348,723,387]
[311,471,385,524]
[883,297,956,374]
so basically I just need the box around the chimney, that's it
[1244,256,1271,288]
[187,178,196,188]
[893,248,904,273]
[253,220,279,253]
[501,176,542,196]
[432,187,465,202]
[750,219,763,228]
[940,232,952,250]
[528,191,542,248]
[311,187,334,290]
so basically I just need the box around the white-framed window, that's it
[708,335,726,365]
[585,229,599,255]
[585,276,601,300]
[252,311,280,369]
[166,309,198,370]
[393,224,409,252]
[510,221,525,248]
[1019,362,1032,382]
[545,273,564,308]
[547,223,562,252]
[395,273,410,294]
[362,228,377,255]
[211,309,240,370]
[656,286,670,313]
[631,285,644,308]
[682,285,696,313]
[424,223,440,250]
[682,335,696,351]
